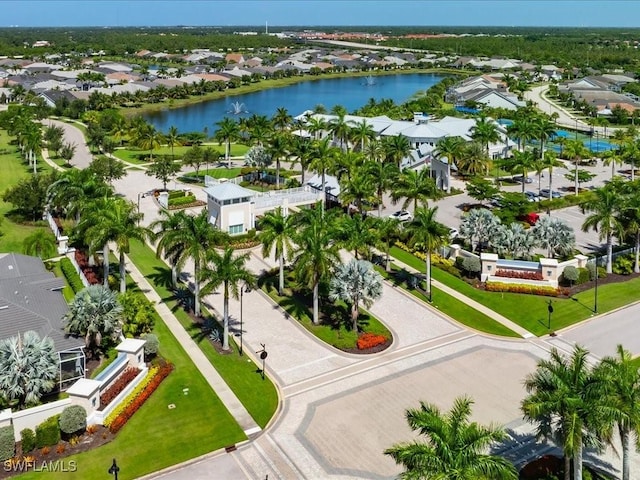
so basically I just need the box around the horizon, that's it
[4,1,640,28]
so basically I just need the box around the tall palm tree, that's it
[531,216,576,259]
[266,130,290,189]
[80,197,150,293]
[617,182,640,273]
[404,207,448,301]
[507,114,534,152]
[214,117,241,168]
[335,213,377,260]
[339,169,377,216]
[292,206,341,325]
[135,124,164,161]
[383,134,412,167]
[309,137,338,207]
[329,112,352,151]
[260,207,296,295]
[385,396,517,480]
[434,136,465,192]
[563,139,590,195]
[458,141,490,177]
[64,285,123,358]
[200,247,254,351]
[470,116,500,163]
[522,345,607,480]
[532,114,557,164]
[307,116,328,141]
[349,119,376,152]
[391,168,442,212]
[152,210,229,316]
[165,125,182,159]
[582,186,624,274]
[374,216,400,272]
[288,135,313,184]
[272,107,292,131]
[541,150,565,200]
[505,150,536,194]
[150,210,187,289]
[365,159,399,217]
[593,345,640,480]
[329,259,383,332]
[47,169,113,224]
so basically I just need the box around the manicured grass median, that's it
[113,144,249,165]
[374,263,520,338]
[127,240,278,428]
[18,277,245,480]
[391,246,640,337]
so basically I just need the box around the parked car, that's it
[514,175,533,184]
[524,191,539,202]
[389,210,413,222]
[520,212,540,226]
[449,228,459,239]
[539,189,562,199]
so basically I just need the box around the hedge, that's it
[0,426,15,461]
[20,428,36,454]
[168,194,197,207]
[538,191,595,211]
[35,415,61,448]
[59,405,87,435]
[59,258,84,294]
[485,282,569,297]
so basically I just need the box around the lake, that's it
[143,73,448,133]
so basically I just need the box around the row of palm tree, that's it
[386,344,640,480]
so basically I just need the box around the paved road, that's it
[42,119,93,169]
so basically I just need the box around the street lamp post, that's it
[575,119,578,140]
[239,284,251,356]
[108,458,120,480]
[257,343,267,380]
[547,300,554,330]
[594,258,599,314]
[137,192,145,227]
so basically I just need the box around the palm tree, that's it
[532,115,557,165]
[339,169,377,216]
[383,134,412,167]
[335,213,377,260]
[0,331,58,408]
[460,209,502,253]
[292,206,341,325]
[64,285,123,358]
[153,210,228,316]
[329,112,351,151]
[150,210,187,289]
[541,151,565,200]
[266,131,290,189]
[434,136,465,192]
[272,107,292,131]
[364,159,399,217]
[135,124,164,161]
[260,207,296,295]
[471,116,500,163]
[166,125,182,159]
[22,229,56,259]
[349,119,376,152]
[80,197,150,293]
[309,137,338,207]
[582,186,624,274]
[531,216,576,259]
[405,207,447,301]
[593,345,640,480]
[458,141,490,177]
[522,345,607,480]
[391,168,442,212]
[329,259,383,332]
[200,247,254,351]
[617,182,640,273]
[307,116,328,141]
[563,139,590,195]
[214,117,241,168]
[385,396,517,480]
[47,169,113,224]
[506,150,536,194]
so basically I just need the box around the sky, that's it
[3,1,640,28]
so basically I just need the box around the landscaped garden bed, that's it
[166,190,205,210]
[99,366,141,410]
[259,269,392,353]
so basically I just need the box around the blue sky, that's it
[3,1,640,27]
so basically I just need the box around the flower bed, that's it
[74,250,101,285]
[357,332,387,350]
[495,269,543,281]
[485,282,569,297]
[104,361,174,434]
[99,367,140,409]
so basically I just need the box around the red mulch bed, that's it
[567,272,640,295]
[1,426,114,479]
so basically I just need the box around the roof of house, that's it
[204,183,255,201]
[0,253,83,352]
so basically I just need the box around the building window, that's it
[229,224,243,235]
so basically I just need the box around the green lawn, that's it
[113,143,249,165]
[19,274,246,480]
[181,167,244,183]
[0,130,54,253]
[260,271,392,350]
[374,263,520,338]
[126,240,278,428]
[390,246,640,337]
[51,261,75,302]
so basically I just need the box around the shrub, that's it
[143,333,160,357]
[35,415,60,448]
[485,282,569,297]
[40,446,50,456]
[86,424,99,435]
[613,254,634,275]
[461,256,481,275]
[20,429,36,454]
[100,367,141,408]
[495,269,544,281]
[562,266,579,286]
[168,194,199,208]
[356,333,387,350]
[0,426,15,461]
[119,291,156,337]
[55,444,65,454]
[577,267,590,285]
[60,258,85,293]
[59,405,87,435]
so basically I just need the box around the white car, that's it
[389,210,413,222]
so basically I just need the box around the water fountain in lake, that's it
[363,75,377,86]
[228,101,248,115]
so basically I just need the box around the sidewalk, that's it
[41,148,64,172]
[123,252,262,437]
[387,254,535,339]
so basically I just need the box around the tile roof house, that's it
[0,253,85,389]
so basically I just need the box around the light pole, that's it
[257,343,267,380]
[594,258,599,314]
[137,192,145,227]
[239,284,251,356]
[108,458,120,480]
[547,300,554,330]
[575,118,578,140]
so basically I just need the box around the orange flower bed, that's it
[357,333,387,350]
